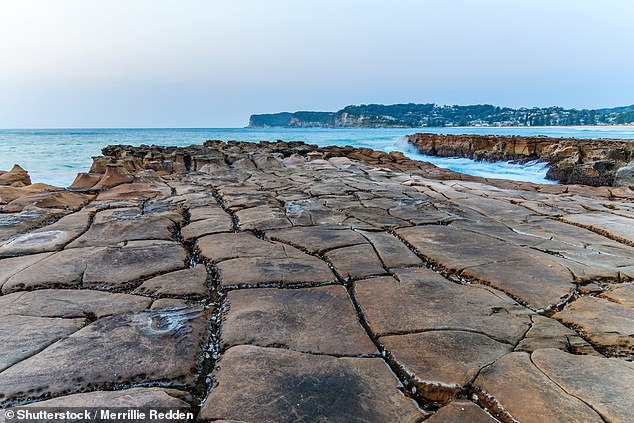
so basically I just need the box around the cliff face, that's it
[407,133,634,186]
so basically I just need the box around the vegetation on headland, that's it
[248,103,634,128]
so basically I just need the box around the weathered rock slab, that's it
[354,268,531,344]
[554,296,634,357]
[0,307,208,406]
[381,330,511,402]
[222,286,376,356]
[199,345,423,423]
[475,352,603,423]
[532,348,634,423]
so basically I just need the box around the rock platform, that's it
[1,140,634,422]
[408,133,634,186]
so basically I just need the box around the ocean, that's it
[1,126,634,187]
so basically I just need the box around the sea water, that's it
[1,127,633,187]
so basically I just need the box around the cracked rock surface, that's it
[1,140,633,422]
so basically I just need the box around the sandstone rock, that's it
[181,215,233,240]
[197,232,288,263]
[135,264,208,298]
[614,163,634,187]
[0,307,208,405]
[600,283,634,308]
[324,243,387,280]
[96,182,170,201]
[235,205,292,231]
[427,400,498,423]
[3,191,94,212]
[397,225,577,310]
[23,387,191,408]
[92,163,135,189]
[515,315,595,354]
[68,172,102,190]
[474,352,603,423]
[217,256,335,288]
[268,226,368,254]
[2,241,187,293]
[554,296,634,357]
[0,183,57,205]
[0,164,31,187]
[381,330,511,402]
[532,348,634,423]
[0,315,85,372]
[199,345,423,422]
[0,210,93,255]
[354,268,531,344]
[67,208,176,248]
[0,209,67,242]
[358,230,422,268]
[561,212,634,246]
[0,252,54,290]
[0,289,151,318]
[222,286,376,355]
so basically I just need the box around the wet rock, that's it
[324,243,387,280]
[407,133,634,186]
[381,330,511,402]
[532,348,634,423]
[474,352,604,423]
[135,264,208,298]
[199,345,423,422]
[0,210,93,255]
[222,286,376,355]
[554,296,634,357]
[0,307,208,405]
[427,400,498,423]
[0,209,67,242]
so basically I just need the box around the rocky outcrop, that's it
[408,133,634,186]
[1,140,634,421]
[0,164,31,187]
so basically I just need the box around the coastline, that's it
[1,140,633,421]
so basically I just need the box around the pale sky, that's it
[1,0,633,128]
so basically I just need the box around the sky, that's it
[1,0,633,128]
